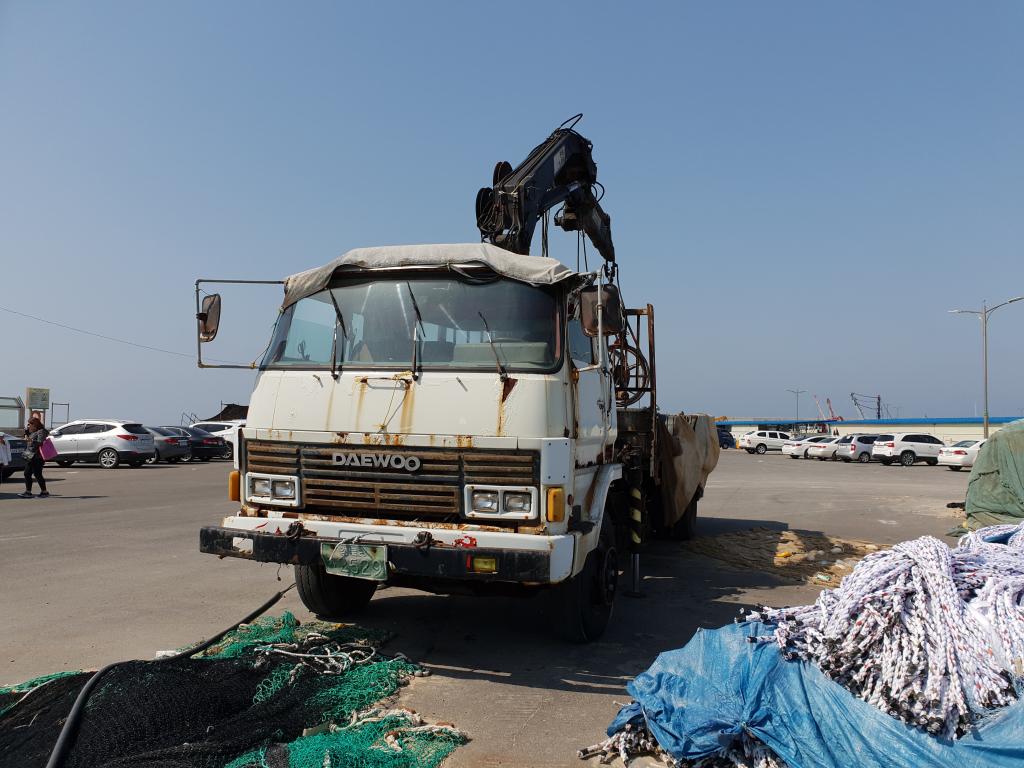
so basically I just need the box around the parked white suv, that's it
[739,430,792,455]
[871,433,945,466]
[836,434,882,463]
[49,420,156,468]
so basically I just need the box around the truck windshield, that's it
[263,276,560,372]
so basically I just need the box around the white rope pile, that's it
[578,724,785,768]
[338,706,467,753]
[580,525,1024,768]
[255,632,379,675]
[748,524,1024,739]
[578,722,665,765]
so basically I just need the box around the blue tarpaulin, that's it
[609,622,1024,768]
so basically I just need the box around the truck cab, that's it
[199,243,632,641]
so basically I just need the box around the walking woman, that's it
[20,416,49,498]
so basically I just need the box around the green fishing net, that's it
[0,613,465,768]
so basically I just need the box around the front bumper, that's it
[200,517,575,584]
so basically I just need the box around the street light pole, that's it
[982,304,989,437]
[950,296,1024,438]
[786,388,806,425]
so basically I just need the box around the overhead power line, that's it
[0,304,247,366]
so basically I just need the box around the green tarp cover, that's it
[965,419,1024,529]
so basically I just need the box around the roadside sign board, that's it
[26,387,50,411]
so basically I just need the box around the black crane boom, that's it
[475,115,615,264]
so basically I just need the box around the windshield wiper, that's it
[405,282,426,381]
[327,290,348,380]
[478,311,509,383]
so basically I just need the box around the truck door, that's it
[568,314,609,465]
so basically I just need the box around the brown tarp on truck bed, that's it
[657,413,720,526]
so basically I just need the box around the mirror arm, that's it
[193,278,285,369]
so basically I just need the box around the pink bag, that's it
[40,437,58,461]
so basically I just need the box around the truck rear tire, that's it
[294,562,377,618]
[670,488,701,541]
[552,518,617,643]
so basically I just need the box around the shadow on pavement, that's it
[0,492,108,500]
[353,524,805,699]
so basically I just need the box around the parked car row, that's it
[739,429,987,470]
[0,433,27,480]
[37,419,243,469]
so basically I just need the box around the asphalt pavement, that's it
[1,450,969,766]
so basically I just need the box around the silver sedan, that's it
[807,437,841,461]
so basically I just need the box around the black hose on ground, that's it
[44,582,296,768]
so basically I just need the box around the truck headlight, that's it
[503,492,532,514]
[471,491,499,513]
[251,477,271,496]
[272,480,296,500]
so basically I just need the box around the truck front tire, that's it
[294,562,377,618]
[552,518,617,643]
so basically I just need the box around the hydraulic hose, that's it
[44,582,296,768]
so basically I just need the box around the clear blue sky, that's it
[1,1,1022,424]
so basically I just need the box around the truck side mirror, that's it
[580,284,624,337]
[197,294,222,343]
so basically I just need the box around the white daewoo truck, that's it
[197,121,718,641]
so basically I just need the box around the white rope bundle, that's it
[748,524,1024,739]
[577,724,785,767]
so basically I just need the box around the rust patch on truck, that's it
[399,381,415,433]
[295,512,505,532]
[455,434,474,448]
[364,432,407,446]
[354,379,368,429]
[517,522,547,535]
[501,376,518,403]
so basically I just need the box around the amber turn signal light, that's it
[228,470,240,501]
[546,487,565,522]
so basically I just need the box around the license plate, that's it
[321,542,388,581]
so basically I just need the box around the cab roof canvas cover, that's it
[283,243,584,308]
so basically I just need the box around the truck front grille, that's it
[246,441,538,519]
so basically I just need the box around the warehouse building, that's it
[719,416,1021,444]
